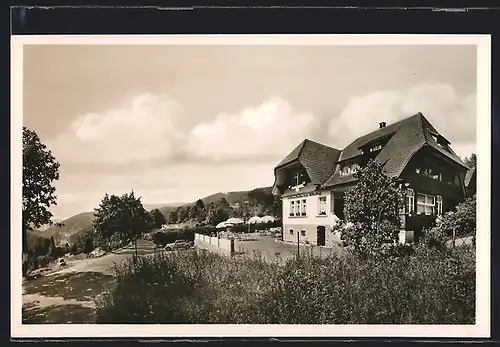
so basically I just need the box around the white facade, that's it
[281,188,344,245]
[282,189,339,226]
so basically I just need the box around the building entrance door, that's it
[317,226,326,246]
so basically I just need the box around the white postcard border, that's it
[11,34,491,338]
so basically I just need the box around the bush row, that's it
[151,229,196,247]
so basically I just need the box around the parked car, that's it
[164,239,192,251]
[25,267,52,280]
[88,247,107,258]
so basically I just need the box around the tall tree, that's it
[168,209,178,224]
[233,201,252,221]
[195,199,205,211]
[464,153,477,169]
[149,208,166,229]
[205,204,230,226]
[93,191,151,248]
[269,195,283,219]
[22,127,61,232]
[177,205,190,223]
[342,160,404,257]
[219,197,230,209]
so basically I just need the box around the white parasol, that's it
[247,216,263,224]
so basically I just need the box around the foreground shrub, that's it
[434,195,476,238]
[95,245,475,325]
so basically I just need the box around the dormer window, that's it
[289,169,307,188]
[339,163,360,176]
[431,133,450,150]
[293,171,301,186]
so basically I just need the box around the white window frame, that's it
[296,200,302,216]
[406,188,415,213]
[293,171,300,187]
[301,199,307,216]
[436,195,443,215]
[318,196,327,216]
[370,144,382,152]
[289,201,295,217]
[289,229,294,235]
[300,230,306,236]
[416,193,435,215]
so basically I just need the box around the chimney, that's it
[379,122,386,129]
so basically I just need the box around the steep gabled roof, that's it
[322,112,468,189]
[275,140,307,168]
[275,139,341,185]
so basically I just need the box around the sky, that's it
[23,44,477,220]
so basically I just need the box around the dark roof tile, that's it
[278,113,467,190]
[275,139,341,185]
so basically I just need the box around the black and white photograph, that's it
[11,35,491,338]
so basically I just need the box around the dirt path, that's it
[22,240,155,324]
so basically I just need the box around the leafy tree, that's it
[271,195,283,219]
[117,191,152,241]
[248,188,274,207]
[219,197,230,209]
[23,127,62,256]
[149,208,166,230]
[233,201,252,221]
[93,191,151,249]
[168,209,178,224]
[195,199,205,211]
[176,206,190,223]
[463,153,477,169]
[187,204,196,220]
[205,204,230,226]
[342,160,404,257]
[27,233,51,257]
[194,199,206,222]
[434,194,476,238]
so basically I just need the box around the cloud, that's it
[48,94,319,167]
[48,93,188,164]
[329,83,476,157]
[187,97,319,160]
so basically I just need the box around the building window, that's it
[292,170,305,187]
[416,193,435,215]
[416,166,441,181]
[352,164,360,173]
[437,195,443,215]
[406,188,414,213]
[289,201,295,217]
[300,230,306,236]
[318,196,327,215]
[296,200,302,216]
[370,144,382,152]
[289,229,294,235]
[301,199,307,216]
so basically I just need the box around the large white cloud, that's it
[328,83,476,158]
[47,93,188,164]
[48,94,319,165]
[187,96,319,160]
